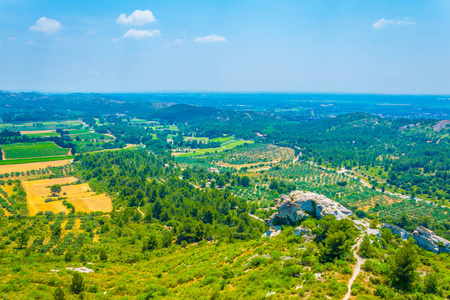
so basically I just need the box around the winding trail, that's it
[249,213,265,223]
[343,238,366,300]
[137,206,144,217]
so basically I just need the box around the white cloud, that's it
[0,41,3,46]
[373,17,416,29]
[8,37,16,41]
[117,9,156,26]
[123,29,160,39]
[26,41,35,45]
[91,71,100,75]
[172,39,184,45]
[30,17,62,34]
[193,34,227,43]
[73,63,85,67]
[111,38,120,42]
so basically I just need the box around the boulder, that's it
[293,226,314,239]
[262,226,282,238]
[267,191,352,225]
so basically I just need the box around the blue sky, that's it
[0,0,449,94]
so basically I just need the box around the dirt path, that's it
[137,206,145,217]
[249,213,265,223]
[343,238,366,300]
[437,133,449,144]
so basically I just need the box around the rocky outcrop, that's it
[294,226,315,240]
[261,226,282,238]
[382,224,450,254]
[381,224,410,240]
[353,220,380,238]
[412,226,450,254]
[267,191,353,225]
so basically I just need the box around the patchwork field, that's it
[1,142,71,159]
[23,177,112,215]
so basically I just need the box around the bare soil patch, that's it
[24,176,112,216]
[0,159,72,175]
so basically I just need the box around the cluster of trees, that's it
[269,179,296,195]
[0,129,21,138]
[164,110,449,201]
[77,150,265,243]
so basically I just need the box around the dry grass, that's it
[0,159,72,175]
[23,176,112,216]
[19,130,55,135]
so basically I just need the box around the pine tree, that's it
[390,237,419,290]
[99,248,108,262]
[53,287,65,300]
[64,246,74,262]
[70,273,84,294]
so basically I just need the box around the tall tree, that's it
[390,237,419,290]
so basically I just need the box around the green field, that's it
[68,129,90,135]
[0,120,83,131]
[22,132,60,138]
[210,135,234,143]
[0,155,74,165]
[70,132,112,141]
[1,142,71,159]
[176,140,253,157]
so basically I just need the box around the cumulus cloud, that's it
[373,17,416,29]
[30,17,62,34]
[111,38,120,42]
[123,29,160,39]
[8,37,16,41]
[193,34,227,43]
[117,9,156,26]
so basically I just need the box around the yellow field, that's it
[0,159,72,175]
[23,177,112,215]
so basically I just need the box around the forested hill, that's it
[154,108,450,203]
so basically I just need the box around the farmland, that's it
[1,142,71,160]
[20,130,60,138]
[173,135,254,157]
[0,155,74,166]
[0,159,72,178]
[23,177,113,215]
[0,120,84,131]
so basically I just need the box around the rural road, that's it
[343,238,366,300]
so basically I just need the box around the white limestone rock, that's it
[267,191,353,225]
